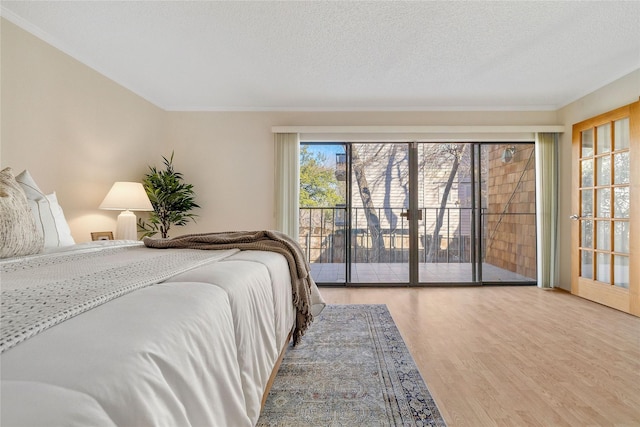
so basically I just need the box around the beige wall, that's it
[3,18,639,290]
[1,19,167,241]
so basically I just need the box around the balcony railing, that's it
[299,206,487,264]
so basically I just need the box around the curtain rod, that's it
[271,125,564,133]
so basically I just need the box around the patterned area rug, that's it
[257,304,447,426]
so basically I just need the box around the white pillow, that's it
[27,192,76,247]
[15,170,76,248]
[14,169,45,200]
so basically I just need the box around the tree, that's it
[424,144,466,262]
[351,145,387,261]
[299,145,342,207]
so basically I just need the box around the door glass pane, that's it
[581,220,593,248]
[299,143,347,283]
[581,159,593,187]
[479,143,537,283]
[596,252,610,283]
[613,256,629,289]
[596,221,610,250]
[418,143,474,283]
[581,250,593,279]
[351,143,409,283]
[614,221,629,253]
[614,187,629,218]
[596,188,610,218]
[581,189,593,218]
[596,156,610,186]
[596,123,611,154]
[614,118,629,150]
[581,129,593,157]
[614,152,629,184]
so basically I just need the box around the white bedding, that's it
[166,250,297,424]
[1,241,315,427]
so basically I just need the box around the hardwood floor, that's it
[319,286,640,427]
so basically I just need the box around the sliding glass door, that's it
[299,141,537,285]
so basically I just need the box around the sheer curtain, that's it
[274,133,300,239]
[535,133,559,288]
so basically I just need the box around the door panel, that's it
[299,143,348,284]
[350,143,410,284]
[478,143,538,283]
[572,101,639,316]
[417,143,476,283]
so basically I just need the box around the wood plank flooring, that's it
[319,286,640,427]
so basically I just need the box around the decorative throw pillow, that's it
[0,167,45,258]
[15,170,75,248]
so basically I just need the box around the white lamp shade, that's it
[99,182,153,240]
[99,182,153,211]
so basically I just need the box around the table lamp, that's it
[99,182,153,240]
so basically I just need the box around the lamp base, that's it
[115,210,138,240]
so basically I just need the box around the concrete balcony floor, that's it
[310,262,534,284]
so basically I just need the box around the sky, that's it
[302,143,346,168]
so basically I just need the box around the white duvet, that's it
[1,242,315,427]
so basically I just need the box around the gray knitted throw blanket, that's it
[144,230,315,345]
[1,246,237,354]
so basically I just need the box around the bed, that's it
[0,168,325,426]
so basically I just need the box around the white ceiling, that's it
[2,1,639,112]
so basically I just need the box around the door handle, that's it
[570,214,592,221]
[401,209,423,221]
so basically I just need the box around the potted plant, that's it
[137,152,199,238]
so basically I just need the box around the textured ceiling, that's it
[2,1,639,111]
